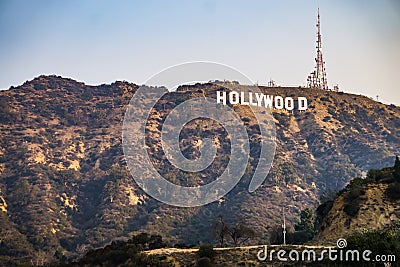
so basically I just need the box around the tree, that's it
[346,221,400,261]
[227,222,256,247]
[295,207,315,233]
[212,217,256,247]
[394,156,400,182]
[291,207,316,243]
[212,216,229,247]
[386,182,400,200]
[197,244,216,260]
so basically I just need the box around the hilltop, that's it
[0,75,399,265]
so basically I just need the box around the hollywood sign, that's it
[216,91,308,111]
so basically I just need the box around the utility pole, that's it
[282,207,286,245]
[307,8,328,90]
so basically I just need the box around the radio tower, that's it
[307,8,328,90]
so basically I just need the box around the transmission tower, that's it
[307,8,328,90]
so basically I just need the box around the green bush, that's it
[309,224,400,266]
[366,167,394,183]
[343,204,359,217]
[394,156,400,181]
[386,182,400,200]
[287,231,314,245]
[197,244,216,260]
[33,83,46,90]
[346,223,400,261]
[344,177,367,193]
[196,257,212,267]
[346,186,364,200]
[339,178,365,217]
[76,232,167,266]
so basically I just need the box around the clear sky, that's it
[0,0,399,105]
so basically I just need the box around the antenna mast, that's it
[282,207,286,245]
[307,8,328,90]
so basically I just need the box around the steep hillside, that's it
[315,183,400,244]
[0,75,398,264]
[315,162,400,244]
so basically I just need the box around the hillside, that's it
[315,160,400,245]
[0,75,399,265]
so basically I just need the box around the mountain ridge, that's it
[0,75,399,265]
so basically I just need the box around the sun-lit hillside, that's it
[0,75,399,265]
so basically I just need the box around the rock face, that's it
[0,75,399,264]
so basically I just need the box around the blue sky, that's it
[0,0,399,105]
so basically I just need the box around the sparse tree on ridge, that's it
[212,216,229,248]
[394,156,400,182]
[227,222,256,247]
[212,217,256,247]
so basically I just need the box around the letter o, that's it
[285,97,294,111]
[275,96,284,109]
[229,91,240,105]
